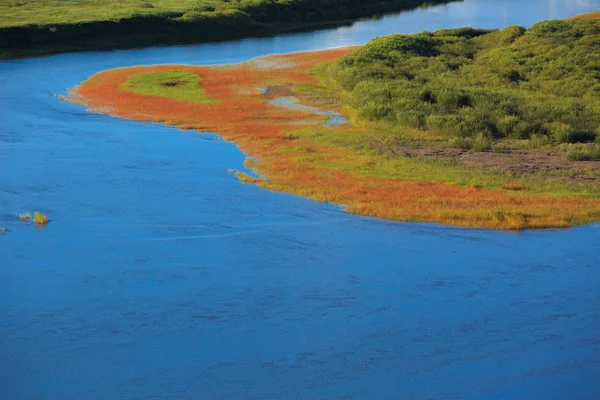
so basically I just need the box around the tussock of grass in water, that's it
[18,212,31,221]
[0,226,7,235]
[70,47,600,230]
[33,211,49,225]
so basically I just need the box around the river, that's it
[1,0,600,399]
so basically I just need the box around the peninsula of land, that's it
[69,14,600,229]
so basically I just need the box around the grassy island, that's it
[0,0,452,58]
[69,15,600,230]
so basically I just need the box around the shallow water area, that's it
[2,0,600,399]
[269,96,349,127]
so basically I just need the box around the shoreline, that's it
[0,0,453,60]
[68,47,600,230]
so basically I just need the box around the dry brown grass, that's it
[18,212,31,221]
[33,211,49,225]
[571,11,600,20]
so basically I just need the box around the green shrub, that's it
[425,114,462,136]
[547,122,597,143]
[496,115,520,137]
[396,110,426,128]
[449,133,492,151]
[329,19,600,150]
[471,133,493,152]
[566,145,600,161]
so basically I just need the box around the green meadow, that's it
[0,0,450,58]
[283,17,600,199]
[121,71,214,104]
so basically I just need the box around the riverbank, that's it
[0,0,452,59]
[69,22,600,229]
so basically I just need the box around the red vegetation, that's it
[70,48,600,229]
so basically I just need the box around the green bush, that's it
[328,19,600,149]
[566,144,600,161]
[449,133,492,152]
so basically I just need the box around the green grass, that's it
[121,70,214,104]
[0,0,449,27]
[288,26,600,200]
[0,0,452,58]
[284,124,600,199]
[565,143,600,161]
[0,0,219,27]
[324,20,600,150]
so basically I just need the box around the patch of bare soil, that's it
[161,80,184,87]
[399,146,600,184]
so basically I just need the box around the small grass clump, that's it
[139,1,154,9]
[33,211,49,225]
[18,212,31,221]
[566,144,600,161]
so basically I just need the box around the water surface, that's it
[1,0,600,399]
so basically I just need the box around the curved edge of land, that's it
[0,0,454,59]
[67,37,600,230]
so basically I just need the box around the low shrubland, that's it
[324,19,600,149]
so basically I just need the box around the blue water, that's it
[269,96,350,127]
[2,0,600,399]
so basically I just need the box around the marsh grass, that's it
[566,144,600,161]
[33,211,49,225]
[18,212,31,221]
[235,171,259,183]
[71,47,600,229]
[283,124,600,199]
[17,211,49,225]
[121,70,214,104]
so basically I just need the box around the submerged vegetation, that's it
[0,0,452,58]
[69,16,600,230]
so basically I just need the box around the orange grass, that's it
[571,11,600,19]
[69,48,600,230]
[33,211,49,225]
